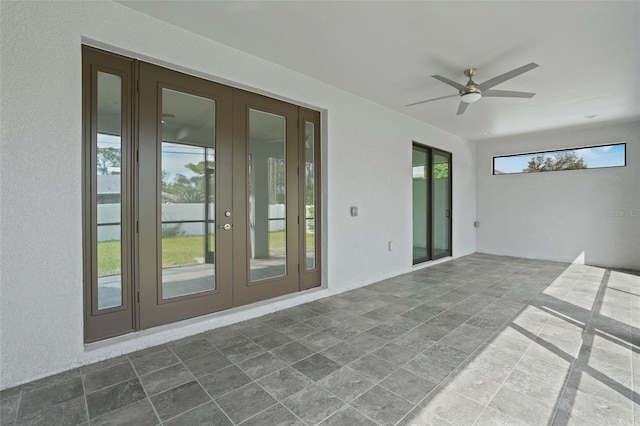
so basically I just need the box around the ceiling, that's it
[118,1,640,141]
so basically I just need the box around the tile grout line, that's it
[80,371,90,425]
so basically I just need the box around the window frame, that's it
[492,142,627,175]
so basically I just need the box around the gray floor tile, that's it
[90,398,159,426]
[298,330,342,352]
[344,332,388,353]
[397,405,452,426]
[558,387,632,426]
[18,377,84,419]
[127,344,168,361]
[405,354,457,385]
[239,403,304,426]
[205,329,248,349]
[261,314,300,330]
[324,323,362,340]
[348,354,396,382]
[139,363,194,396]
[283,385,344,425]
[218,340,265,363]
[380,368,437,404]
[83,361,136,393]
[252,331,292,351]
[489,385,556,426]
[351,385,414,425]
[279,323,318,340]
[366,323,407,341]
[170,339,215,362]
[474,407,528,426]
[182,350,232,378]
[419,387,485,426]
[345,316,380,331]
[86,378,146,419]
[163,401,231,426]
[0,386,21,400]
[198,365,252,398]
[1,395,19,425]
[303,315,341,330]
[130,349,180,376]
[321,342,366,365]
[501,368,565,408]
[20,369,81,394]
[292,353,341,381]
[438,332,487,354]
[383,315,422,331]
[15,395,87,426]
[8,254,638,426]
[81,355,130,376]
[362,307,397,322]
[371,342,418,365]
[317,367,374,402]
[271,342,315,365]
[215,383,276,424]
[150,380,210,422]
[231,321,275,339]
[422,343,469,367]
[238,352,287,380]
[319,405,378,426]
[257,367,313,401]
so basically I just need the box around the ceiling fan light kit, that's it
[407,62,539,115]
[461,90,482,103]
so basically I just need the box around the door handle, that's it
[219,223,232,230]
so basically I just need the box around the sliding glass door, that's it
[412,144,452,264]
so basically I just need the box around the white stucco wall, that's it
[0,1,476,389]
[476,120,640,270]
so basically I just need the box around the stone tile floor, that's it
[2,253,640,425]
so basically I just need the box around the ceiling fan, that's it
[407,62,539,115]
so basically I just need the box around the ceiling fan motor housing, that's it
[460,68,482,103]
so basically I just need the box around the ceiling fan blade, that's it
[457,102,469,116]
[406,93,458,107]
[432,75,469,92]
[478,62,539,91]
[482,90,536,98]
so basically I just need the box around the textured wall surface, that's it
[0,1,476,389]
[476,120,640,270]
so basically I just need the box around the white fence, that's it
[97,203,307,241]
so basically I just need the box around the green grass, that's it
[97,231,315,276]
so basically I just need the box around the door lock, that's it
[219,223,232,230]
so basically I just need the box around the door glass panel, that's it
[433,152,450,256]
[304,121,316,270]
[160,89,216,299]
[248,109,287,282]
[96,72,123,310]
[412,148,429,262]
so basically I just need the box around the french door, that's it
[137,63,235,328]
[83,47,320,341]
